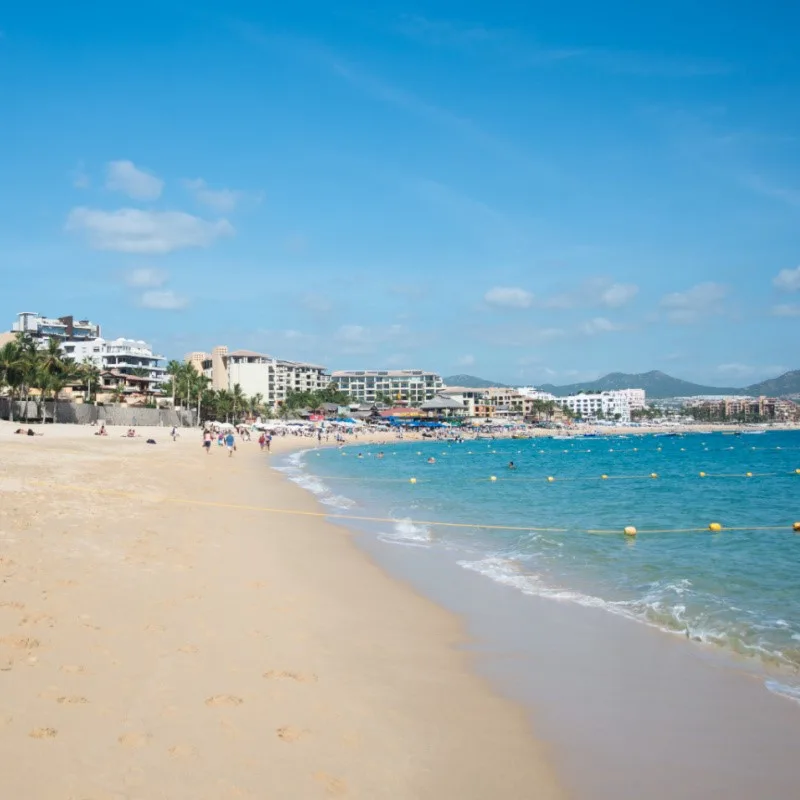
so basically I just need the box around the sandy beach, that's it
[0,421,565,799]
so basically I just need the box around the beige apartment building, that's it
[185,346,329,409]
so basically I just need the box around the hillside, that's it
[443,369,800,399]
[745,370,800,397]
[442,374,508,389]
[537,371,742,399]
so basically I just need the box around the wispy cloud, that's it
[183,178,262,213]
[543,278,638,309]
[230,22,557,180]
[391,14,731,77]
[773,265,800,292]
[659,282,728,324]
[106,160,164,201]
[740,173,800,208]
[125,267,167,288]
[456,354,476,367]
[70,160,90,189]
[772,303,800,317]
[581,317,624,335]
[139,289,188,310]
[66,207,234,253]
[484,286,534,309]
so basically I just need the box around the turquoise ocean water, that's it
[277,430,800,702]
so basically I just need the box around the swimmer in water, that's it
[508,461,517,469]
[427,457,436,464]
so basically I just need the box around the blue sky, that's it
[1,1,799,386]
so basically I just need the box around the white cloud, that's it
[456,354,475,367]
[333,323,409,356]
[659,282,728,324]
[599,282,639,307]
[543,278,638,309]
[66,207,234,253]
[581,317,624,335]
[773,266,800,292]
[772,303,800,317]
[139,290,188,310]
[484,286,534,309]
[106,160,164,200]
[183,178,251,213]
[125,267,167,288]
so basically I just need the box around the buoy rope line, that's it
[287,470,800,484]
[25,480,800,537]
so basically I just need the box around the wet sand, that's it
[0,422,565,799]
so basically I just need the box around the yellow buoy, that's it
[624,526,637,536]
[795,469,800,475]
[409,478,417,484]
[793,522,800,532]
[490,476,497,482]
[746,472,753,478]
[709,522,722,532]
[699,471,706,477]
[650,473,658,479]
[601,474,609,480]
[547,476,555,482]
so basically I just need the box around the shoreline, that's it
[0,421,565,799]
[279,432,800,799]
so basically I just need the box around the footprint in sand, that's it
[144,624,165,633]
[0,636,40,650]
[263,670,318,683]
[314,772,348,796]
[276,726,309,742]
[29,727,58,739]
[168,744,198,759]
[57,696,89,705]
[59,664,88,674]
[178,645,198,654]
[118,732,151,748]
[0,601,25,610]
[19,613,56,628]
[205,695,243,707]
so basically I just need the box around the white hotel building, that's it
[556,390,645,422]
[186,347,329,409]
[330,370,444,406]
[64,337,167,395]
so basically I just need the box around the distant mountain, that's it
[443,374,508,389]
[745,370,800,397]
[536,370,743,399]
[443,369,800,399]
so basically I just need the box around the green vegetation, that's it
[0,333,96,422]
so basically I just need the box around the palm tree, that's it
[0,339,24,421]
[166,359,182,407]
[231,383,247,421]
[79,360,101,403]
[249,392,264,418]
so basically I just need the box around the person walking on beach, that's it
[225,431,236,457]
[203,430,212,454]
[265,433,272,453]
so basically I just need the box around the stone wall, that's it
[0,398,197,427]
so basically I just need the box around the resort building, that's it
[10,311,101,341]
[685,396,799,422]
[64,337,167,399]
[330,370,444,406]
[556,391,636,421]
[517,386,557,402]
[185,347,329,409]
[439,387,490,417]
